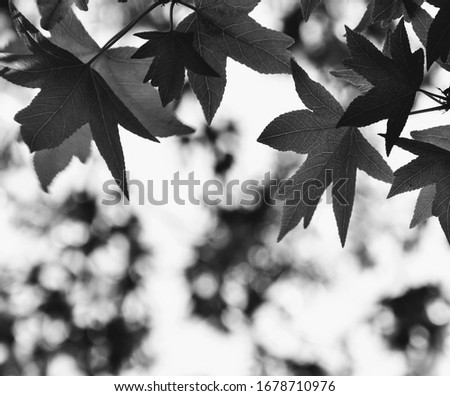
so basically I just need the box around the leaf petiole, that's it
[177,0,216,26]
[419,89,446,100]
[177,1,221,34]
[86,0,166,66]
[177,0,196,12]
[409,105,448,116]
[169,1,177,31]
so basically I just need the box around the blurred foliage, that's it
[378,285,450,375]
[282,2,348,68]
[0,190,152,375]
[182,121,330,373]
[381,286,446,352]
[256,346,328,376]
[181,119,450,375]
[179,122,238,177]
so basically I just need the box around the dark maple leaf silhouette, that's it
[132,31,220,106]
[388,127,450,242]
[29,6,192,190]
[0,3,159,198]
[176,0,294,123]
[337,20,424,155]
[426,2,450,69]
[259,60,393,246]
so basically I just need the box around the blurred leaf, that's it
[299,0,322,21]
[372,0,403,23]
[381,286,447,352]
[37,0,89,30]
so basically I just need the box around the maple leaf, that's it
[405,2,432,44]
[0,3,159,198]
[410,184,436,227]
[407,126,450,229]
[33,125,92,191]
[354,1,375,33]
[388,127,450,242]
[372,0,404,23]
[330,68,373,94]
[132,31,220,107]
[5,6,192,190]
[337,20,424,155]
[299,0,322,22]
[355,0,423,31]
[37,0,89,30]
[258,60,393,246]
[361,0,425,26]
[176,0,294,124]
[46,8,193,138]
[426,0,446,8]
[426,2,450,69]
[404,1,450,71]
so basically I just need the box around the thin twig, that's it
[169,0,176,31]
[418,88,447,104]
[177,0,196,12]
[87,0,165,66]
[409,105,448,116]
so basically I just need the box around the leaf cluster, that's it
[1,0,292,196]
[2,0,450,246]
[259,0,450,245]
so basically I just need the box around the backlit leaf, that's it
[177,0,294,123]
[37,0,89,30]
[337,20,424,154]
[389,129,450,242]
[33,125,92,191]
[426,2,450,69]
[132,31,219,106]
[1,3,159,198]
[259,60,393,246]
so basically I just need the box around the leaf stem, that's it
[177,0,196,12]
[418,88,447,104]
[177,0,217,25]
[87,0,165,66]
[169,0,176,31]
[177,1,219,31]
[409,105,448,116]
